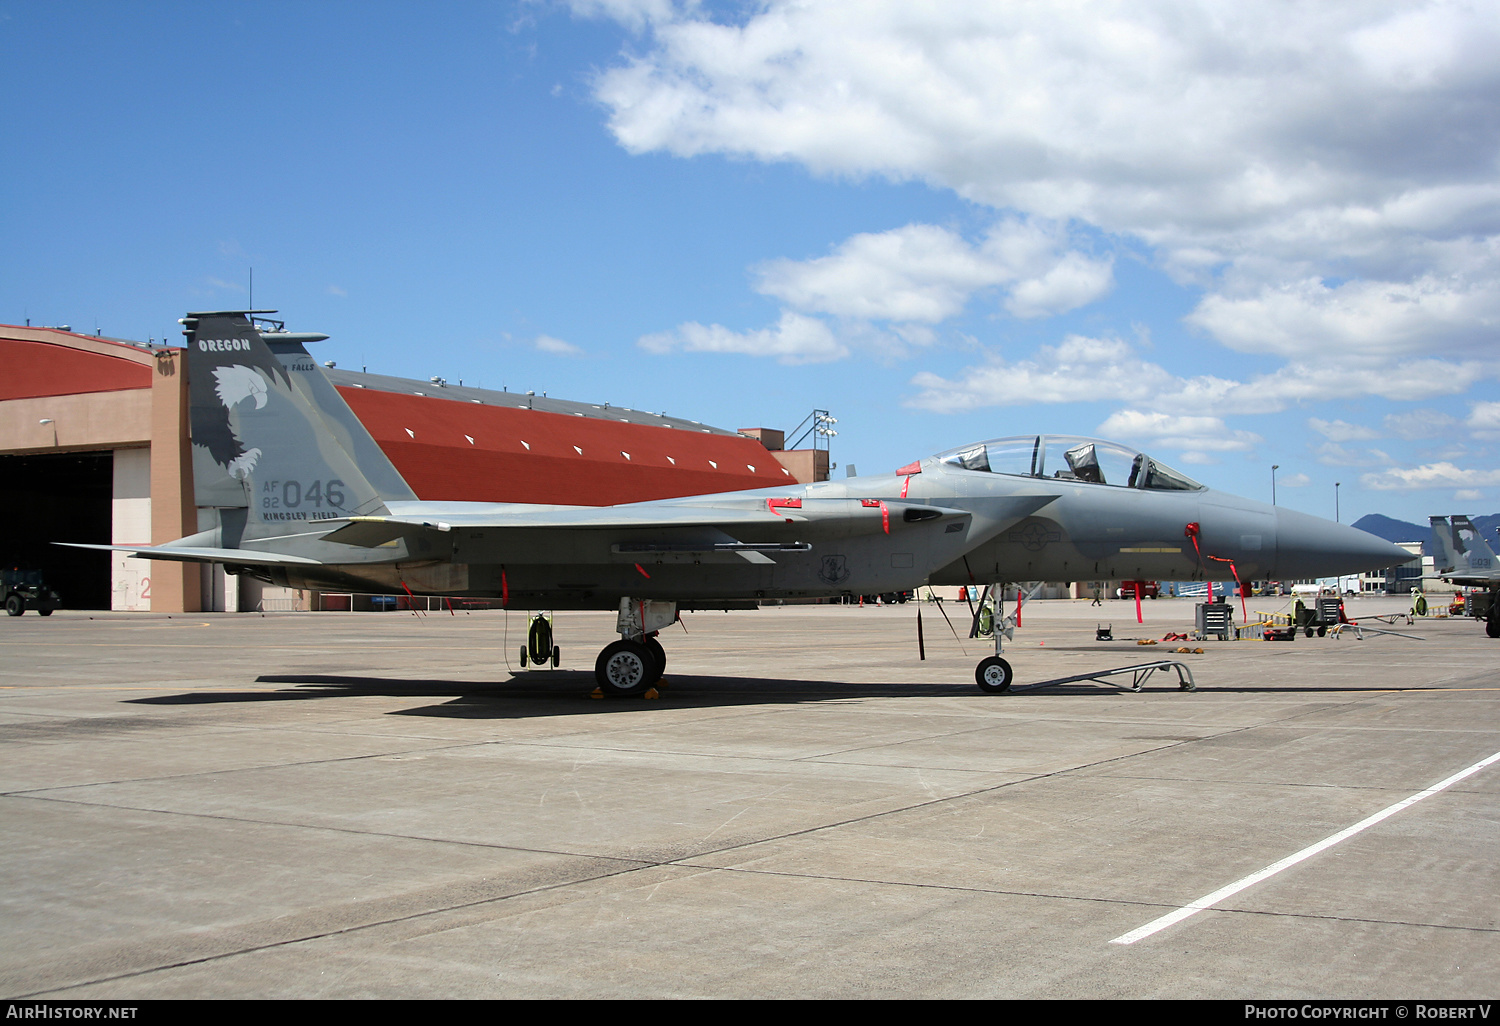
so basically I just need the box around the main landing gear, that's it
[594,599,675,697]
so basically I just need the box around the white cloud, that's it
[639,310,849,364]
[1361,462,1500,490]
[755,224,993,324]
[567,0,689,33]
[1279,473,1312,488]
[908,335,1185,411]
[1308,418,1379,442]
[589,1,1500,372]
[1467,401,1500,439]
[1185,275,1500,361]
[1455,489,1484,502]
[754,220,1112,323]
[592,3,1500,250]
[535,334,583,356]
[907,335,1484,415]
[1383,409,1460,440]
[1313,442,1393,468]
[1097,410,1261,453]
[1004,249,1115,319]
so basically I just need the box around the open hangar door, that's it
[0,451,112,610]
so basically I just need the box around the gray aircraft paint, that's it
[261,334,419,504]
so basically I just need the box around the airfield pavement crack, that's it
[0,735,545,797]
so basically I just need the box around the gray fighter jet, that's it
[1429,516,1498,583]
[71,311,1411,693]
[1428,516,1500,637]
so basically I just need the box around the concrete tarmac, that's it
[2,597,1496,999]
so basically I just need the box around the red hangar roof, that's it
[329,369,794,506]
[0,330,154,400]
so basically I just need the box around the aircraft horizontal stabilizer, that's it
[57,542,324,566]
[319,518,432,548]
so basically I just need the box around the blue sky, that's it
[5,0,1498,525]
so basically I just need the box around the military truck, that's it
[3,569,60,616]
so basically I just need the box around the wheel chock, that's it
[1137,638,1158,645]
[644,687,661,700]
[590,688,605,699]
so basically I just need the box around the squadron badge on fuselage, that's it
[817,554,851,584]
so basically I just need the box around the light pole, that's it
[1335,482,1341,523]
[1271,464,1279,506]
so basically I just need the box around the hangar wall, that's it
[0,327,196,613]
[110,446,151,610]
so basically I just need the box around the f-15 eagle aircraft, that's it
[72,311,1410,694]
[1429,515,1500,638]
[1429,515,1498,584]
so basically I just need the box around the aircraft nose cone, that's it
[1273,508,1414,578]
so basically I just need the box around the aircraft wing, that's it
[319,498,982,549]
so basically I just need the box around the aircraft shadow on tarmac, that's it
[126,673,982,718]
[119,670,1471,719]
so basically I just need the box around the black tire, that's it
[37,606,53,616]
[5,594,23,617]
[975,656,1013,693]
[519,646,528,668]
[1487,618,1500,639]
[551,645,561,668]
[1305,626,1315,638]
[1317,625,1327,637]
[595,640,656,696]
[644,636,666,679]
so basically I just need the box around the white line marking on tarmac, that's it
[1110,748,1500,945]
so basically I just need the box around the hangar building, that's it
[1,323,822,613]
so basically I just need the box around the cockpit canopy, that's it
[935,435,1203,491]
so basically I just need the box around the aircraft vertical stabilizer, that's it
[1453,515,1498,572]
[1430,516,1460,573]
[183,311,391,533]
[260,335,418,503]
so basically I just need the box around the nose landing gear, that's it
[971,582,1018,693]
[975,655,1014,693]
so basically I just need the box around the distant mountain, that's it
[1352,514,1426,544]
